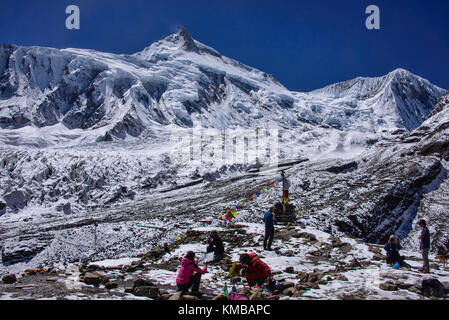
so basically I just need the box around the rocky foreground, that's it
[1,222,448,300]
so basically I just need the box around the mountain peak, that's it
[388,68,417,80]
[169,27,199,52]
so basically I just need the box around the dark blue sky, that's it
[1,0,448,91]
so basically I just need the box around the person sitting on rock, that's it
[238,253,272,288]
[384,235,405,266]
[206,231,225,262]
[176,251,207,296]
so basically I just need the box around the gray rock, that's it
[0,201,6,215]
[124,287,134,293]
[63,202,72,214]
[284,266,294,273]
[45,277,59,282]
[133,286,160,298]
[105,282,118,290]
[4,190,30,211]
[407,286,422,294]
[338,243,353,254]
[335,274,348,281]
[169,292,183,300]
[83,272,101,286]
[397,282,413,290]
[249,292,266,300]
[133,278,156,288]
[379,282,398,291]
[2,274,17,284]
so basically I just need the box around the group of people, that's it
[175,231,273,297]
[174,173,291,296]
[174,170,435,298]
[384,219,431,273]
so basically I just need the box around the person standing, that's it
[263,207,275,251]
[281,171,290,204]
[418,219,431,273]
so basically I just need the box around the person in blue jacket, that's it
[263,207,276,251]
[384,235,405,266]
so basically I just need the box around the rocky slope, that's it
[1,223,448,300]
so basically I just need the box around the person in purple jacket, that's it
[418,219,431,273]
[176,251,208,296]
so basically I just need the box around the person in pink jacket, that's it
[176,251,208,295]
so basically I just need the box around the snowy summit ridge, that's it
[0,28,446,146]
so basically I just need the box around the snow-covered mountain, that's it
[0,28,445,147]
[0,29,448,276]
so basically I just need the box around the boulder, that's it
[169,292,183,300]
[368,246,382,254]
[284,266,294,273]
[397,282,413,290]
[348,258,362,268]
[379,282,398,291]
[421,278,446,298]
[105,282,118,290]
[329,236,342,247]
[160,294,172,300]
[335,274,348,281]
[249,292,266,300]
[372,253,386,261]
[338,243,353,254]
[296,270,323,283]
[296,232,317,243]
[407,286,422,295]
[99,275,112,285]
[133,286,160,299]
[62,202,72,215]
[133,278,156,288]
[45,277,59,282]
[2,274,17,284]
[4,190,30,211]
[124,287,134,293]
[282,287,296,296]
[83,272,101,286]
[0,201,6,215]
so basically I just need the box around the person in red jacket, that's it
[176,251,208,295]
[239,253,272,287]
